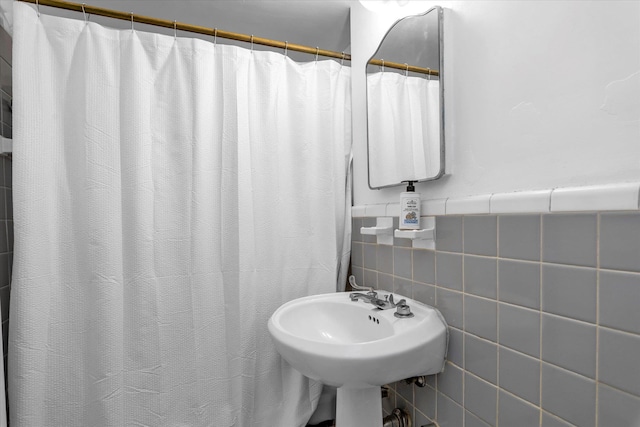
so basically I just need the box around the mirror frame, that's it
[366,6,445,190]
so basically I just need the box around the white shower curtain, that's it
[9,3,351,426]
[367,71,440,187]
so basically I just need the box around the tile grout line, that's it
[443,250,640,274]
[434,234,440,424]
[410,242,416,416]
[539,214,544,425]
[496,215,501,427]
[595,212,600,427]
[461,216,465,427]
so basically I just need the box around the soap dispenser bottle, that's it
[399,181,421,230]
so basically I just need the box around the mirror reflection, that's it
[366,6,444,189]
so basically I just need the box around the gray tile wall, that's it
[351,213,640,427]
[0,24,12,422]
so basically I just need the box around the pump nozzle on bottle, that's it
[403,180,416,192]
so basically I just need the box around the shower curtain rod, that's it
[19,0,439,76]
[18,0,352,61]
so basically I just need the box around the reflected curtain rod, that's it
[368,59,439,77]
[19,0,439,76]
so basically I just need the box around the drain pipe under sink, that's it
[383,408,412,427]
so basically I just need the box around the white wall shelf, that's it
[393,217,436,249]
[360,217,393,245]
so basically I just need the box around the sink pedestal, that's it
[336,386,383,427]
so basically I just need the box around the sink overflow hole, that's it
[368,315,379,324]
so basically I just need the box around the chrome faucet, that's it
[349,291,388,309]
[348,275,412,315]
[349,290,406,310]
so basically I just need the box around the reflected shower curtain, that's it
[9,3,351,426]
[367,72,440,187]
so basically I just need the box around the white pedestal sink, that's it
[268,291,448,427]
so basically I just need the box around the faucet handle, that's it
[388,294,406,307]
[394,302,414,318]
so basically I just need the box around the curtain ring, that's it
[341,52,345,66]
[35,0,40,17]
[213,28,217,45]
[381,59,385,73]
[173,20,177,39]
[130,12,134,31]
[426,67,431,80]
[250,35,254,52]
[81,3,88,23]
[405,63,409,77]
[284,41,288,57]
[315,47,319,62]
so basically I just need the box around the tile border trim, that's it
[353,182,640,217]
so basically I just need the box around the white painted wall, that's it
[352,0,640,206]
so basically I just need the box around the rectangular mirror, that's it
[366,6,444,189]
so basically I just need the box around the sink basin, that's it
[268,291,448,427]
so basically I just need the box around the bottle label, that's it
[404,211,419,224]
[401,194,420,228]
[405,199,418,208]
